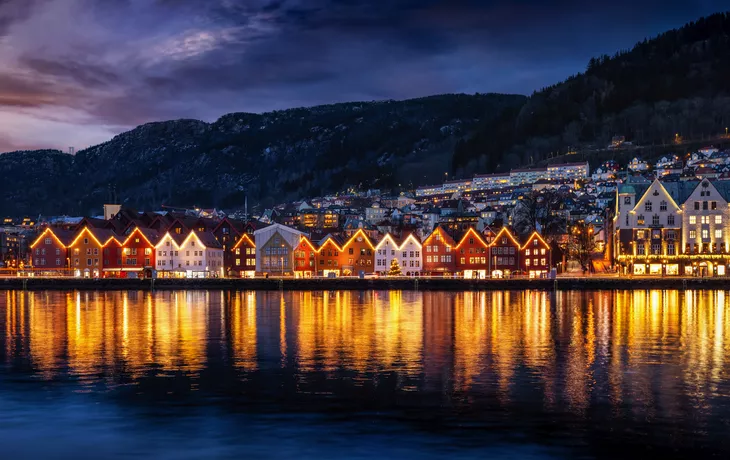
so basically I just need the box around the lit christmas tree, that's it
[387,258,402,276]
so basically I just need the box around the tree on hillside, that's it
[567,221,597,273]
[388,259,402,276]
[512,190,566,240]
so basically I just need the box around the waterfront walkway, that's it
[1,275,727,291]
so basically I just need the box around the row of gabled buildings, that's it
[29,209,554,279]
[288,224,552,279]
[29,208,268,278]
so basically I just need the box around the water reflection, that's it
[2,289,730,455]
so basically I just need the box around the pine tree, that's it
[387,258,402,276]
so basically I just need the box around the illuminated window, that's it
[702,229,709,239]
[715,215,722,224]
[526,259,531,266]
[637,215,645,225]
[701,216,710,224]
[526,249,531,256]
[690,230,696,239]
[715,229,722,239]
[689,216,696,225]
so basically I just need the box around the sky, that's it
[0,0,727,153]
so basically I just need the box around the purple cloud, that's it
[0,0,726,153]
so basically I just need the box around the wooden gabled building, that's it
[454,227,490,279]
[341,229,376,275]
[421,225,456,276]
[489,227,520,278]
[29,227,75,271]
[521,232,552,278]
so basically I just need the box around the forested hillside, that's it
[452,12,730,176]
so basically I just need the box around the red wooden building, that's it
[293,235,318,278]
[30,227,75,271]
[489,227,520,278]
[230,233,257,277]
[119,227,160,277]
[455,228,490,279]
[422,225,457,276]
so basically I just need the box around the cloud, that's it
[0,0,727,152]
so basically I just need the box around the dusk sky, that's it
[0,0,726,153]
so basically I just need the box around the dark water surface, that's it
[1,290,729,459]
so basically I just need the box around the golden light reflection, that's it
[0,288,726,420]
[230,291,257,370]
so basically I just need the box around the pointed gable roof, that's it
[343,228,376,249]
[30,227,76,248]
[423,224,457,247]
[492,227,520,247]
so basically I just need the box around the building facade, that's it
[422,226,456,275]
[455,228,489,279]
[489,228,520,278]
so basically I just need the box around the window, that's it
[349,248,353,255]
[712,202,717,210]
[637,215,645,225]
[667,244,675,255]
[652,215,660,226]
[666,231,675,240]
[526,259,531,266]
[84,238,89,245]
[703,201,708,210]
[701,216,710,225]
[660,201,667,211]
[715,229,723,239]
[690,230,696,239]
[695,202,700,210]
[526,249,531,256]
[45,238,51,245]
[625,214,629,226]
[689,216,696,225]
[652,244,660,255]
[533,239,538,246]
[541,249,546,255]
[668,215,675,226]
[644,201,652,212]
[702,229,709,239]
[540,258,546,266]
[637,243,645,255]
[716,215,723,225]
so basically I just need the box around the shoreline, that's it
[1,276,729,291]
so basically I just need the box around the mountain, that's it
[452,12,730,175]
[0,93,524,216]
